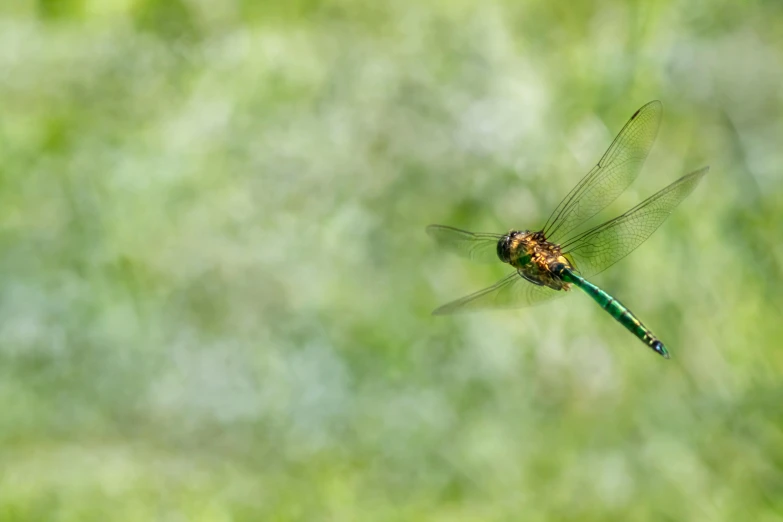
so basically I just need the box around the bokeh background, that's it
[1,0,782,520]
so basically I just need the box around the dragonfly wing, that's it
[562,167,708,278]
[432,270,563,315]
[426,225,502,264]
[543,101,662,243]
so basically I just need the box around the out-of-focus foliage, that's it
[1,0,782,520]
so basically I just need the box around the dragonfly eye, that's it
[497,235,512,263]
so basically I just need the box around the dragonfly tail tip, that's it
[651,340,670,359]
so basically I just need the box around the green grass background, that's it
[1,0,783,520]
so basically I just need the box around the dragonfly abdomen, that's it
[561,269,670,358]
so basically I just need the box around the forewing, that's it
[426,225,502,264]
[432,271,563,315]
[562,167,708,278]
[543,101,662,243]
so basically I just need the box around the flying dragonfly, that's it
[427,101,708,358]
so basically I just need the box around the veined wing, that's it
[562,167,708,278]
[426,225,502,264]
[543,101,662,243]
[432,271,563,315]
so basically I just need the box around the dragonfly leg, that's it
[518,270,544,286]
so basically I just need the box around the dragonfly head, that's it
[497,230,526,264]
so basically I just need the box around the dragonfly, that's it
[427,101,708,358]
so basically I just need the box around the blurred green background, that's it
[1,0,782,520]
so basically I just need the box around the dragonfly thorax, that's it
[498,230,573,290]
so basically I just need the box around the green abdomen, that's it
[561,269,669,358]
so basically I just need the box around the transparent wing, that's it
[432,271,564,315]
[562,167,708,278]
[426,225,502,264]
[543,101,663,243]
